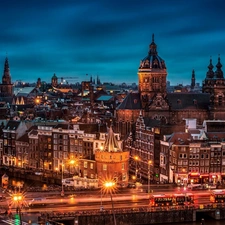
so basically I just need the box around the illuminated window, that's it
[103,164,107,171]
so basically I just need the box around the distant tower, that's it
[90,75,93,84]
[51,73,58,87]
[0,57,13,97]
[36,78,41,88]
[96,75,101,85]
[191,69,195,89]
[95,126,130,186]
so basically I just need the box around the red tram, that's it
[149,193,194,207]
[210,190,225,203]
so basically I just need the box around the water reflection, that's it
[165,218,225,225]
[174,221,225,225]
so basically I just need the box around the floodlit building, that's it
[95,126,130,187]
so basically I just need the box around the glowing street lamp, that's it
[69,159,76,175]
[148,160,152,194]
[13,194,22,202]
[134,156,139,179]
[12,193,24,225]
[102,180,117,225]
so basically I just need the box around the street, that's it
[0,184,220,224]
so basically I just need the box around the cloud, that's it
[0,0,224,85]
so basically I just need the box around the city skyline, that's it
[0,0,225,85]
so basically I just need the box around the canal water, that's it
[156,215,225,225]
[170,220,225,225]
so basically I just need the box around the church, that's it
[116,35,225,138]
[0,57,13,97]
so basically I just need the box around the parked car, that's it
[127,183,136,188]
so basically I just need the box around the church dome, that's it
[139,34,166,70]
[52,73,58,79]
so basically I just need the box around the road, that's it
[1,185,217,211]
[0,184,221,224]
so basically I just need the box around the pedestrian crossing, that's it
[1,218,28,225]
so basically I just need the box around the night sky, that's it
[0,0,225,85]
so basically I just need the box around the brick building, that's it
[95,126,130,187]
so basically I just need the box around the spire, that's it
[215,54,223,79]
[206,57,214,79]
[191,69,195,89]
[149,33,157,56]
[103,126,121,152]
[2,57,11,84]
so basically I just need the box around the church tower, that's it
[202,56,225,119]
[191,69,195,90]
[51,73,58,87]
[138,34,167,108]
[0,57,13,97]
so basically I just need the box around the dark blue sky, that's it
[0,0,225,85]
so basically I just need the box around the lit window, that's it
[103,164,107,171]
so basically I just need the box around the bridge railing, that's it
[38,202,225,220]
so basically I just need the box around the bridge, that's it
[38,203,225,225]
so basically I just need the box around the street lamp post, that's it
[100,188,103,211]
[134,156,139,179]
[148,160,152,194]
[103,181,117,225]
[12,193,23,225]
[61,163,64,197]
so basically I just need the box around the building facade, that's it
[160,129,225,186]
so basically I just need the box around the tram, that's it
[210,190,225,203]
[149,193,194,207]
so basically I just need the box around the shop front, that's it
[200,174,209,184]
[221,173,225,186]
[209,173,221,185]
[188,172,200,184]
[176,172,188,186]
